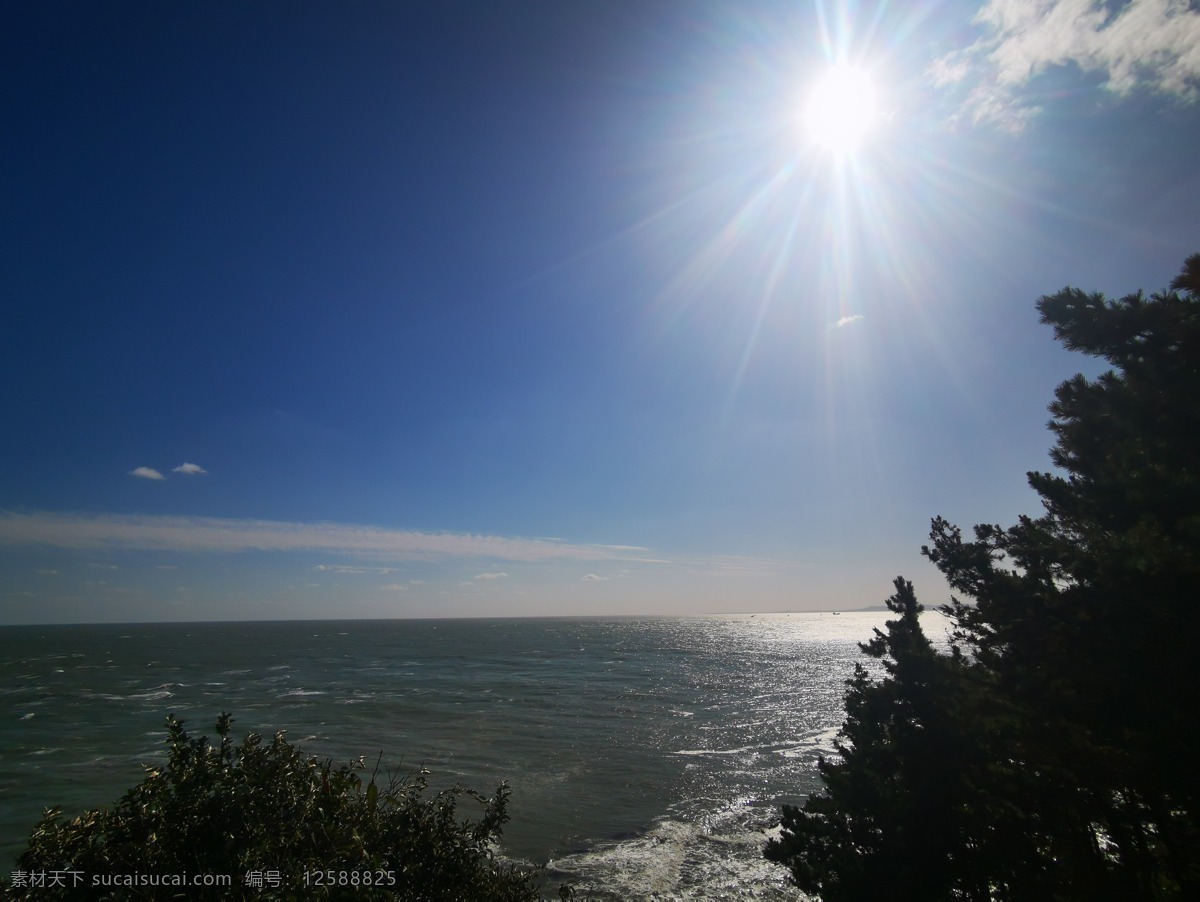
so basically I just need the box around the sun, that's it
[803,65,879,154]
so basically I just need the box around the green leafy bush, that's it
[7,713,540,900]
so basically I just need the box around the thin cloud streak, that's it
[129,467,165,480]
[932,0,1200,127]
[313,564,403,574]
[0,511,657,564]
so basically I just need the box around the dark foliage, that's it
[7,713,541,900]
[767,254,1200,899]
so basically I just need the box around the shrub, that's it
[7,713,541,900]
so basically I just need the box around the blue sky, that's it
[3,1,1197,623]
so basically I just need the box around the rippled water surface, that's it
[0,613,889,897]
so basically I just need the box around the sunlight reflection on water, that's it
[0,612,892,897]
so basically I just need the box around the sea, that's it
[0,613,892,899]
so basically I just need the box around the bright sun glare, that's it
[803,65,878,154]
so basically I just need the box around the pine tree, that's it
[768,254,1200,899]
[765,579,1002,900]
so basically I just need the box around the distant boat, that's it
[832,611,841,615]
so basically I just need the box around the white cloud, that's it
[582,573,608,581]
[129,467,165,480]
[680,554,810,578]
[172,462,208,476]
[381,583,409,592]
[313,564,403,574]
[832,314,864,329]
[933,0,1200,127]
[473,571,509,580]
[0,511,655,564]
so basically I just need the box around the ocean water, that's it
[0,613,889,898]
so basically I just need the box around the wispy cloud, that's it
[172,462,208,476]
[313,564,403,574]
[932,0,1200,127]
[831,314,864,329]
[0,511,656,564]
[681,555,810,578]
[129,467,165,481]
[582,573,608,581]
[473,571,509,580]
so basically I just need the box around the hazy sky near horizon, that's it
[3,1,1198,624]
